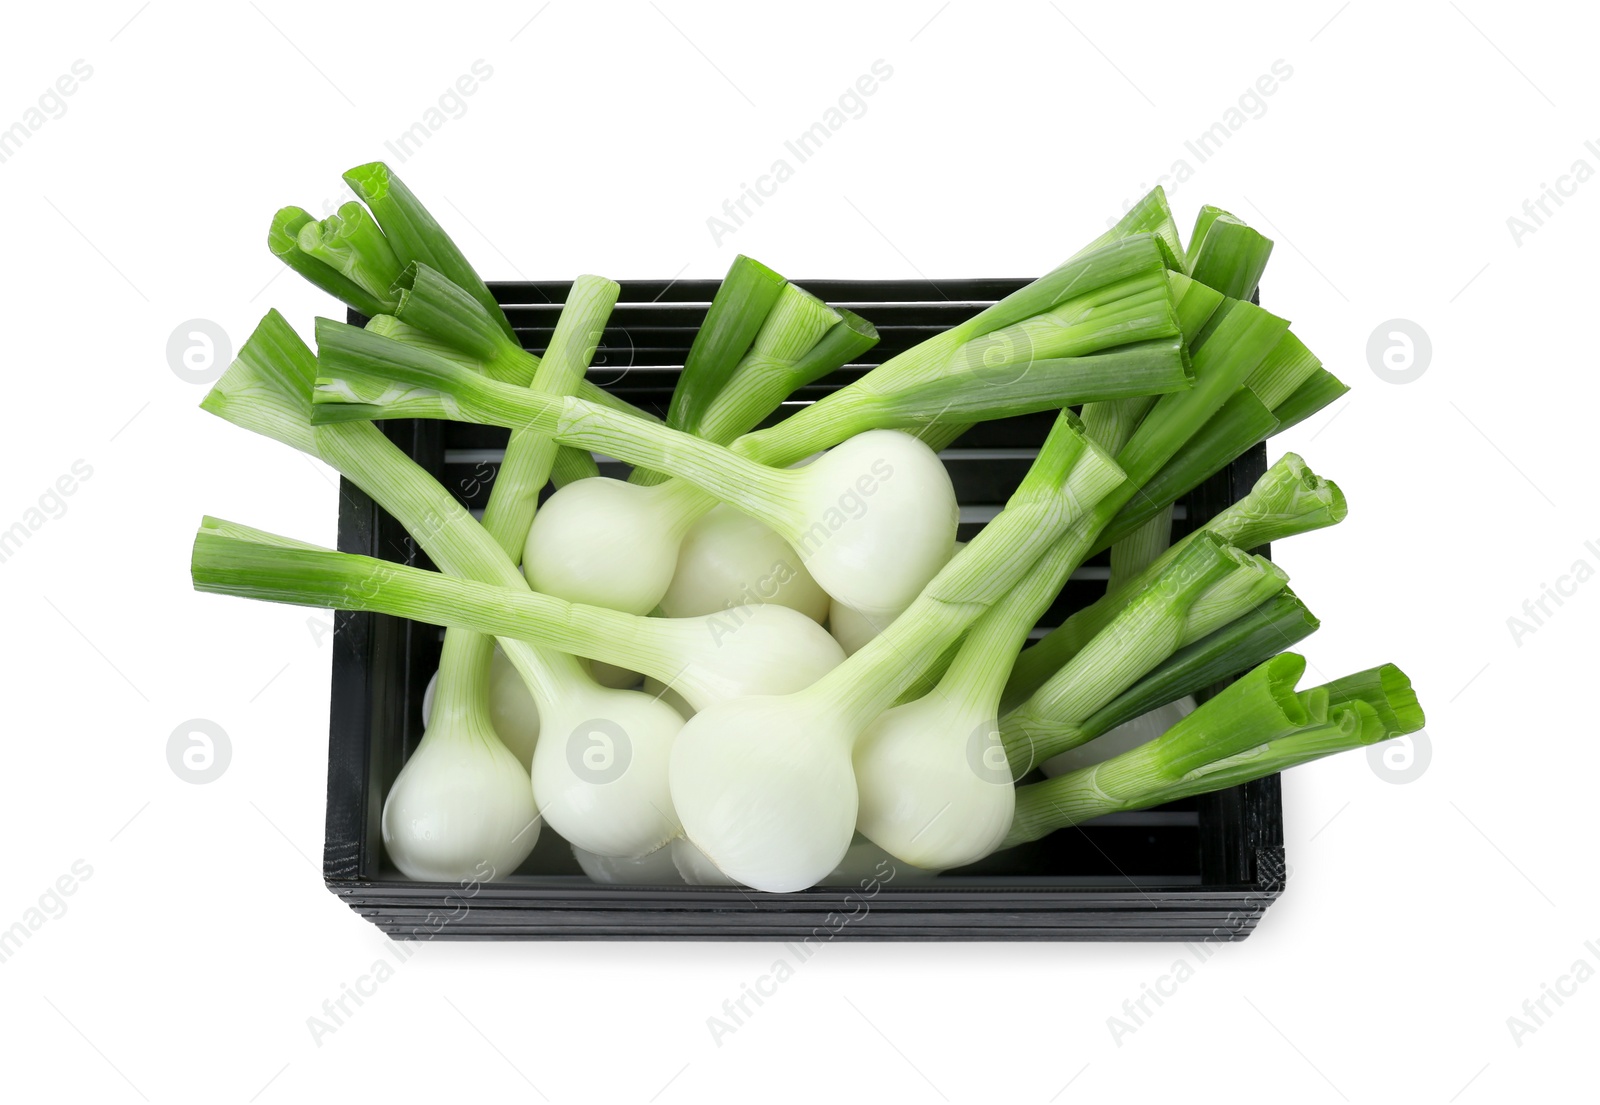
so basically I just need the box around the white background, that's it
[1,1,1593,1101]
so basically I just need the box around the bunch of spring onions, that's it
[191,163,1426,892]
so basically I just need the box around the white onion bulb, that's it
[646,603,844,710]
[661,505,829,623]
[523,430,957,623]
[670,835,740,885]
[853,695,1015,870]
[572,840,684,885]
[828,600,885,657]
[772,430,956,621]
[670,696,858,892]
[820,836,942,885]
[828,541,960,656]
[524,477,694,615]
[529,686,686,858]
[382,712,539,881]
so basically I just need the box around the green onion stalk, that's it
[1001,657,1424,849]
[197,309,685,875]
[1002,451,1346,710]
[379,260,877,490]
[273,200,403,316]
[1066,203,1298,579]
[362,310,662,432]
[1044,590,1322,763]
[269,203,398,320]
[1094,331,1335,551]
[271,162,509,340]
[661,254,789,437]
[381,261,606,486]
[1172,665,1423,794]
[975,200,1314,719]
[911,186,1189,455]
[627,265,878,625]
[642,296,882,621]
[1100,203,1274,590]
[269,163,611,485]
[631,258,879,484]
[307,232,1192,618]
[190,516,850,715]
[882,274,1292,703]
[315,233,1188,455]
[998,532,1289,776]
[420,273,619,846]
[1185,205,1274,302]
[1272,368,1351,435]
[693,306,878,444]
[883,201,1297,703]
[1085,204,1330,552]
[1108,507,1173,589]
[883,249,1314,706]
[278,181,874,492]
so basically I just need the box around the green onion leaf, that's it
[268,207,394,319]
[1186,206,1274,301]
[343,161,516,342]
[665,254,789,436]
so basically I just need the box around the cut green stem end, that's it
[343,161,515,343]
[297,202,403,304]
[1005,451,1346,708]
[1002,656,1424,850]
[268,207,395,319]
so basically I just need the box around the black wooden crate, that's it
[324,278,1285,940]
